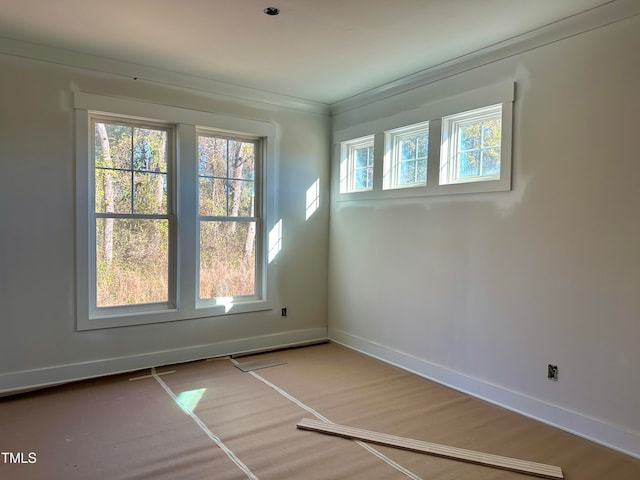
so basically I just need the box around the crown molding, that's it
[1,1,637,118]
[331,0,640,115]
[0,36,331,116]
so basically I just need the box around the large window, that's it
[93,118,174,309]
[75,93,275,330]
[197,133,260,301]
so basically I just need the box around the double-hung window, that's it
[197,133,260,302]
[93,117,174,310]
[75,93,275,330]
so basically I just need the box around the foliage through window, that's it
[93,118,173,308]
[340,136,374,193]
[198,134,259,300]
[440,104,502,184]
[384,122,429,189]
[335,92,512,199]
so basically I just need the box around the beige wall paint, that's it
[329,15,640,456]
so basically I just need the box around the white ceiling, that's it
[0,0,613,105]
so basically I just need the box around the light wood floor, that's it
[1,343,639,479]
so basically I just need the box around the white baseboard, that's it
[329,328,640,460]
[0,327,328,395]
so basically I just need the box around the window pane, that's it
[134,172,167,214]
[401,139,415,160]
[366,168,373,189]
[459,123,481,151]
[199,178,228,216]
[481,147,501,176]
[230,141,255,180]
[96,218,169,307]
[458,151,480,178]
[399,160,416,184]
[351,145,373,190]
[198,135,256,217]
[200,220,256,299]
[397,132,427,186]
[416,158,427,183]
[355,147,370,168]
[417,133,429,158]
[99,123,132,170]
[482,118,502,147]
[229,179,255,217]
[133,127,168,172]
[355,167,369,189]
[96,122,169,215]
[95,169,132,214]
[199,136,228,177]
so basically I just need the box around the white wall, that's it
[329,15,640,457]
[0,54,330,392]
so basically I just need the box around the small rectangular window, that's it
[440,104,502,185]
[340,136,374,193]
[384,121,429,190]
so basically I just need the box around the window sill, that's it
[77,300,273,331]
[335,176,510,202]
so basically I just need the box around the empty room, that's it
[1,1,639,478]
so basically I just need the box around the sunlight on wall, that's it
[306,178,320,220]
[176,388,207,414]
[268,219,283,263]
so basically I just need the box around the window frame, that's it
[339,135,375,193]
[333,82,514,201]
[90,115,177,314]
[196,130,263,307]
[383,121,430,190]
[440,104,503,185]
[75,93,277,331]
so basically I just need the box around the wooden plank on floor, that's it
[297,418,564,479]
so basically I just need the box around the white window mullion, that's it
[176,123,199,313]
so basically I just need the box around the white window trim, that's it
[383,121,430,190]
[339,135,375,194]
[333,82,514,201]
[440,104,502,185]
[90,115,177,315]
[75,93,277,330]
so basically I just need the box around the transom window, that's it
[440,104,502,185]
[340,136,374,193]
[334,83,513,200]
[384,122,429,189]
